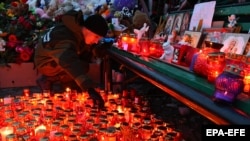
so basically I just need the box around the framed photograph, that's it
[220,33,250,55]
[202,28,234,33]
[172,13,184,34]
[184,31,202,48]
[243,41,250,56]
[202,28,234,44]
[180,12,190,36]
[189,1,216,31]
[164,14,175,35]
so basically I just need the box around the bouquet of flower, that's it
[0,0,56,66]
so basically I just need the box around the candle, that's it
[43,90,50,97]
[35,124,46,135]
[243,57,250,96]
[23,88,30,98]
[243,72,250,95]
[106,127,117,141]
[121,33,129,51]
[129,34,138,53]
[139,37,150,56]
[65,87,71,100]
[214,65,244,104]
[0,126,14,141]
[207,52,226,82]
[149,40,164,58]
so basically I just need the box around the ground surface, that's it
[0,76,214,141]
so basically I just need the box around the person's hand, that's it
[87,88,105,109]
[93,38,114,58]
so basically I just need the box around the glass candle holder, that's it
[23,89,30,99]
[53,131,64,141]
[139,37,150,56]
[207,52,226,82]
[121,33,129,51]
[35,129,47,140]
[214,65,244,104]
[5,133,17,141]
[149,40,164,58]
[0,126,14,141]
[128,34,138,53]
[105,127,117,141]
[141,125,153,140]
[242,57,250,96]
[243,68,250,96]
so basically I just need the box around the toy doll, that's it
[159,41,174,62]
[227,14,239,28]
[167,29,178,45]
[159,30,178,61]
[178,33,191,46]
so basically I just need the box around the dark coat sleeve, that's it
[54,40,96,91]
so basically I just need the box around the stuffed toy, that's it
[227,14,239,28]
[132,10,150,30]
[134,23,149,42]
[0,31,6,51]
[27,0,111,19]
[26,0,37,11]
[26,0,51,18]
[159,29,178,62]
[113,0,136,11]
[96,3,112,19]
[154,32,166,42]
[159,42,174,62]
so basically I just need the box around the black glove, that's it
[87,88,105,109]
[93,38,114,58]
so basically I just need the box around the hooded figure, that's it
[34,10,109,108]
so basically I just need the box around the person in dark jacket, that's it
[34,10,109,108]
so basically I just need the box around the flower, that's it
[0,0,57,66]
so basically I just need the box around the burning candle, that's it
[243,56,250,96]
[149,40,164,58]
[139,37,150,56]
[0,126,14,141]
[43,89,50,97]
[129,34,138,53]
[65,87,71,100]
[243,70,250,95]
[23,88,30,98]
[207,52,226,82]
[106,127,117,141]
[121,33,129,51]
[214,65,244,104]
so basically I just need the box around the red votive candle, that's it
[207,52,226,82]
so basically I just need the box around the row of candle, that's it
[117,33,164,57]
[0,88,182,141]
[116,34,250,97]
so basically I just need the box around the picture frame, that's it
[202,28,234,33]
[180,12,190,36]
[242,41,250,56]
[220,33,250,55]
[184,31,202,48]
[201,28,234,45]
[164,14,176,35]
[172,13,184,34]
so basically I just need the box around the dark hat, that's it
[84,14,109,37]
